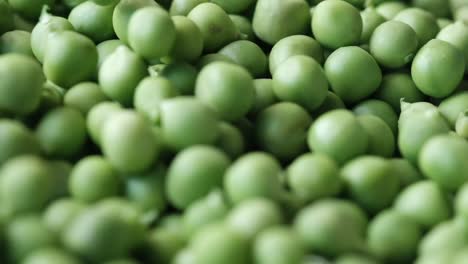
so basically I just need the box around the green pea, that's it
[313,91,346,116]
[23,248,81,264]
[389,158,423,188]
[307,110,368,165]
[229,15,254,41]
[224,152,283,204]
[211,0,253,14]
[99,46,147,106]
[360,8,386,44]
[37,81,66,113]
[169,0,207,16]
[287,153,341,203]
[437,22,468,74]
[0,30,33,57]
[159,97,220,151]
[0,119,40,165]
[134,76,178,124]
[43,31,97,88]
[64,82,107,115]
[197,53,235,69]
[353,99,398,135]
[7,0,54,20]
[252,0,310,45]
[6,215,56,263]
[254,226,304,264]
[101,110,160,173]
[255,102,312,161]
[190,224,249,264]
[167,145,230,209]
[325,47,382,104]
[0,54,44,115]
[219,40,267,77]
[173,248,195,264]
[195,62,254,121]
[456,111,468,138]
[128,7,175,60]
[453,248,468,264]
[96,39,125,69]
[455,182,468,220]
[145,226,187,263]
[69,1,114,43]
[0,0,14,35]
[357,116,395,157]
[216,122,245,158]
[92,0,119,5]
[269,35,323,75]
[159,62,197,95]
[36,107,87,158]
[438,91,468,127]
[335,254,380,264]
[375,2,408,20]
[112,0,158,44]
[419,219,467,256]
[437,18,453,29]
[188,3,238,52]
[170,16,203,62]
[394,8,439,46]
[376,73,425,112]
[411,0,450,18]
[294,199,367,257]
[43,198,86,234]
[415,251,454,264]
[249,79,277,114]
[86,102,123,144]
[394,180,452,228]
[273,55,328,111]
[63,0,86,8]
[312,0,362,49]
[367,210,422,262]
[398,102,451,165]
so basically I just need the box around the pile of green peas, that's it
[1,0,468,263]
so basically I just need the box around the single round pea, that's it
[353,99,398,135]
[0,54,44,115]
[307,109,369,165]
[360,8,386,44]
[169,0,207,16]
[7,0,54,20]
[419,219,467,256]
[64,82,108,115]
[170,16,203,62]
[36,107,87,158]
[187,3,238,52]
[273,55,328,111]
[269,35,324,75]
[112,0,159,44]
[249,79,277,114]
[375,2,408,20]
[357,115,396,157]
[412,0,450,18]
[99,45,147,106]
[96,39,125,70]
[43,31,98,88]
[287,153,342,203]
[312,0,362,49]
[160,62,198,95]
[254,227,304,264]
[456,111,468,139]
[0,30,33,57]
[219,40,267,77]
[128,7,176,60]
[375,73,425,112]
[394,180,452,228]
[437,22,468,73]
[325,47,382,104]
[394,8,439,46]
[68,1,114,43]
[0,0,14,35]
[370,21,419,69]
[216,122,245,158]
[294,199,367,256]
[313,91,346,116]
[86,102,123,144]
[253,0,310,45]
[195,62,255,121]
[43,198,86,234]
[159,97,220,151]
[438,91,468,127]
[224,152,283,204]
[167,145,230,209]
[389,158,423,188]
[23,248,81,264]
[367,210,422,262]
[101,110,160,173]
[134,76,178,124]
[412,39,465,98]
[419,135,468,191]
[229,15,254,41]
[0,119,40,165]
[197,53,235,69]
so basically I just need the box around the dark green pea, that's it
[197,53,235,69]
[357,115,395,157]
[128,7,176,60]
[68,1,114,43]
[438,91,468,127]
[273,55,328,111]
[389,158,423,188]
[456,111,468,138]
[313,91,346,116]
[159,62,197,95]
[312,0,362,49]
[43,198,86,234]
[294,199,367,257]
[211,0,253,13]
[86,101,123,144]
[36,107,87,158]
[250,79,277,114]
[167,145,230,209]
[216,122,245,158]
[64,82,108,115]
[325,46,382,104]
[145,226,187,263]
[12,15,35,32]
[0,0,14,35]
[23,248,81,264]
[269,35,323,75]
[63,0,87,8]
[170,16,203,62]
[0,119,40,165]
[6,215,56,263]
[7,0,54,20]
[419,219,467,256]
[376,73,425,112]
[353,99,398,135]
[375,2,408,20]
[195,62,255,121]
[255,102,312,161]
[188,3,238,52]
[411,0,450,18]
[254,226,304,264]
[99,45,148,106]
[224,152,283,204]
[394,180,452,228]
[169,0,207,16]
[134,76,178,124]
[360,8,386,44]
[307,110,369,165]
[43,31,98,88]
[253,0,310,45]
[229,15,254,41]
[0,54,44,115]
[367,210,422,262]
[159,97,220,151]
[219,40,267,77]
[437,22,468,73]
[96,39,125,69]
[112,0,159,44]
[0,30,33,57]
[394,8,439,46]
